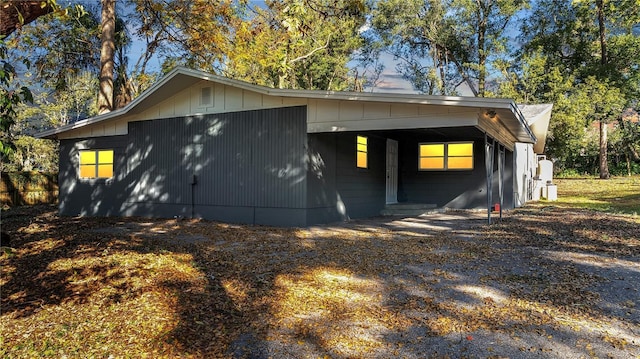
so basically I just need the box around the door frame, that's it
[386,138,398,204]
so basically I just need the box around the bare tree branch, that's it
[289,37,331,64]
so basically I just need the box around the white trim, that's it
[37,66,537,145]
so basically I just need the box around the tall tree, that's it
[0,0,56,37]
[128,0,245,75]
[571,77,626,177]
[595,0,612,178]
[225,0,366,90]
[371,0,455,95]
[371,0,527,96]
[514,0,640,176]
[1,0,58,160]
[7,5,100,92]
[98,0,115,114]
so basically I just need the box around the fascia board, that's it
[36,66,534,142]
[178,67,516,109]
[511,103,537,143]
[36,66,189,139]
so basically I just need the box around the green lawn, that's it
[550,176,640,215]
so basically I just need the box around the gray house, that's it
[38,67,551,226]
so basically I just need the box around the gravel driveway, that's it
[3,205,638,358]
[224,210,639,358]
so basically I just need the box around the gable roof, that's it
[37,66,538,144]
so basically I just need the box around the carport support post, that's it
[498,144,505,220]
[485,135,495,225]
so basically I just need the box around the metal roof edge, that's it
[511,103,537,143]
[36,66,192,139]
[36,66,530,139]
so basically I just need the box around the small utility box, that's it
[542,182,557,201]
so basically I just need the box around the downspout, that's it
[191,174,198,219]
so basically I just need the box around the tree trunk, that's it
[0,1,54,37]
[599,120,610,179]
[476,0,488,98]
[596,0,608,65]
[98,0,116,114]
[596,0,610,179]
[441,45,479,97]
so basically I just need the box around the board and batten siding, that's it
[306,132,387,223]
[58,135,130,217]
[59,106,309,226]
[57,81,307,140]
[306,100,480,133]
[396,129,514,209]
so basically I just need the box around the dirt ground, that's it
[1,205,639,358]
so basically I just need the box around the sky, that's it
[368,56,417,93]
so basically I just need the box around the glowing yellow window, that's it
[356,136,368,168]
[419,143,445,170]
[447,143,473,169]
[419,142,474,170]
[79,150,114,178]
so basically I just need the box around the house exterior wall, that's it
[306,101,479,133]
[57,78,522,154]
[398,137,488,209]
[57,81,307,140]
[501,150,515,209]
[389,128,515,210]
[47,68,542,226]
[306,132,387,223]
[59,135,130,217]
[59,106,309,226]
[513,142,536,207]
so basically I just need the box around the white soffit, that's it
[518,104,553,153]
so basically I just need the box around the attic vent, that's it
[200,87,212,106]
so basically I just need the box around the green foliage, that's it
[0,41,33,159]
[5,136,58,172]
[2,0,637,177]
[501,0,640,175]
[224,0,367,90]
[128,0,247,75]
[371,0,456,94]
[2,72,98,172]
[7,5,100,92]
[371,0,527,96]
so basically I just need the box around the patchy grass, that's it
[1,188,639,358]
[549,176,640,215]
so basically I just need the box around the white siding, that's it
[56,78,518,144]
[306,100,479,132]
[58,81,303,139]
[513,142,536,207]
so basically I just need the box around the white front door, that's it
[386,139,398,204]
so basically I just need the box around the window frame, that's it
[356,135,368,169]
[418,141,474,171]
[78,149,114,179]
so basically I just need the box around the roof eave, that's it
[36,66,191,139]
[511,103,538,143]
[35,66,537,142]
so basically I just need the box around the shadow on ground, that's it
[1,205,638,358]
